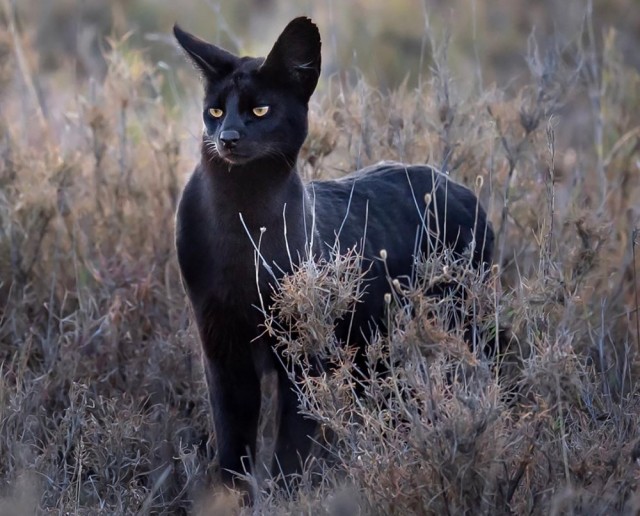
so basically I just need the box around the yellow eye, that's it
[208,108,223,118]
[252,106,270,117]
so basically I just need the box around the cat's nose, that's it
[219,130,240,149]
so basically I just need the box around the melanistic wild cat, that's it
[174,17,494,489]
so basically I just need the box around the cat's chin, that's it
[214,149,253,166]
[218,154,252,166]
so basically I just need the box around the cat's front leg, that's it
[204,354,261,488]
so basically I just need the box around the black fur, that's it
[174,17,494,488]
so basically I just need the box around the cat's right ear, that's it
[173,24,238,79]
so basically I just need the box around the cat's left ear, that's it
[260,17,321,101]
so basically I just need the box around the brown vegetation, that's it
[0,1,639,514]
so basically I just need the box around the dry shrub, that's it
[266,245,513,514]
[0,27,210,513]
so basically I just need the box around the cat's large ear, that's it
[260,17,321,100]
[173,24,238,79]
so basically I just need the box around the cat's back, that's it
[309,161,451,211]
[308,161,493,268]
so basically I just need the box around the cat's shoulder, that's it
[176,164,209,223]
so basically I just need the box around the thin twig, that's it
[633,228,640,355]
[1,0,49,134]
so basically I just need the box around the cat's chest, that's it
[178,205,296,308]
[179,216,260,300]
[176,167,311,308]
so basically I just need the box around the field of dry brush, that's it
[1,1,638,514]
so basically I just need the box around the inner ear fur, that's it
[173,24,238,79]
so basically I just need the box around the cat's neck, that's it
[201,155,310,229]
[203,155,302,194]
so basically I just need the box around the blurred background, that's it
[5,0,639,88]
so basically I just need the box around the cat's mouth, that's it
[217,148,252,165]
[204,137,254,165]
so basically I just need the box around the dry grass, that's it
[1,4,639,515]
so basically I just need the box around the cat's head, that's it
[174,17,321,167]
